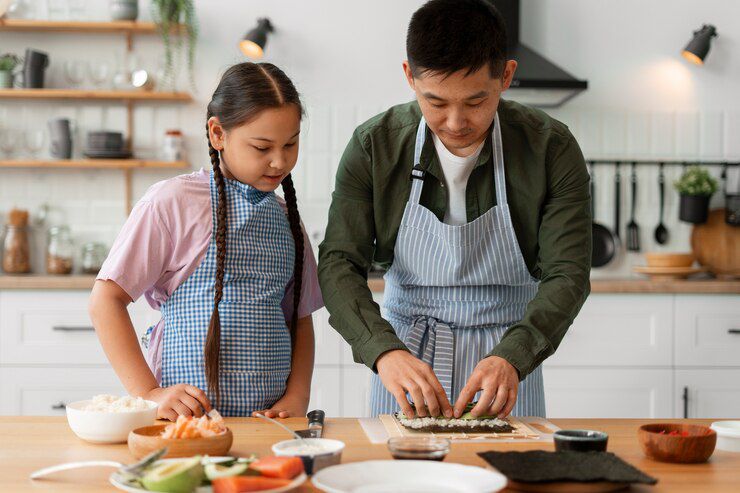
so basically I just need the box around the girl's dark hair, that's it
[205,62,305,405]
[407,0,507,78]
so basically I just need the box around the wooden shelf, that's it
[0,19,179,34]
[0,159,189,170]
[0,88,191,101]
[0,275,97,290]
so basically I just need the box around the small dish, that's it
[387,436,451,461]
[632,265,706,280]
[638,423,716,463]
[553,429,608,452]
[272,438,345,475]
[644,252,695,268]
[66,399,158,444]
[711,421,740,452]
[128,424,233,459]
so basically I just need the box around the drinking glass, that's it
[0,129,18,158]
[24,129,46,158]
[64,60,85,89]
[88,61,111,89]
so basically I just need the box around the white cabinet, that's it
[675,295,740,367]
[0,367,124,415]
[545,294,673,367]
[307,367,342,418]
[342,364,372,417]
[675,370,740,419]
[544,368,673,419]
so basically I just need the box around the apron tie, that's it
[403,315,455,402]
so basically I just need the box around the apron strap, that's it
[408,118,428,205]
[404,316,455,402]
[492,112,508,206]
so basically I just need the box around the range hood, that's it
[492,0,588,107]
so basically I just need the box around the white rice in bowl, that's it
[82,394,153,413]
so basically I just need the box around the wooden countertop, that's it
[0,275,738,294]
[2,417,738,492]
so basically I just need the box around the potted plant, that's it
[0,53,22,89]
[151,0,198,91]
[674,165,718,224]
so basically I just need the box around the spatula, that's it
[626,162,640,251]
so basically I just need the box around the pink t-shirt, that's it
[98,169,324,381]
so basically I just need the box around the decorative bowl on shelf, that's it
[638,423,716,463]
[644,252,695,268]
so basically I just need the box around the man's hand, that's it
[376,349,453,418]
[453,356,519,419]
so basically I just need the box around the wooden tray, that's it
[379,414,543,441]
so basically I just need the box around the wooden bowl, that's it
[644,252,695,268]
[638,423,716,463]
[128,424,233,459]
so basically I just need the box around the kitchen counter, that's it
[1,417,738,492]
[1,275,739,294]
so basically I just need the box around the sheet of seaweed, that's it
[394,412,515,433]
[477,450,658,485]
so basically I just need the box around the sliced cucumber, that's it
[204,462,248,481]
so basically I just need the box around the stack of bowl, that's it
[84,131,131,159]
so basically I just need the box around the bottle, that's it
[46,225,74,275]
[2,209,31,274]
[162,129,184,162]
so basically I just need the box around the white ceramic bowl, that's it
[66,399,158,444]
[711,421,740,452]
[272,438,345,475]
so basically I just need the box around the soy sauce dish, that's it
[554,429,609,452]
[272,438,345,474]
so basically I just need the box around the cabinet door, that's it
[0,367,124,416]
[544,368,673,418]
[675,295,740,367]
[342,364,372,417]
[308,367,342,418]
[312,308,345,366]
[0,290,157,366]
[675,370,740,419]
[545,294,673,367]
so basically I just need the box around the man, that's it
[318,0,591,419]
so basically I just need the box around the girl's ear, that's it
[208,116,225,150]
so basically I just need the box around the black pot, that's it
[679,194,711,224]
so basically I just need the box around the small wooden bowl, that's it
[638,423,716,463]
[128,424,233,459]
[644,252,695,268]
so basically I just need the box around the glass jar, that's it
[2,209,31,274]
[81,242,107,275]
[162,129,184,162]
[47,225,74,275]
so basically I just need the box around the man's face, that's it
[403,60,517,157]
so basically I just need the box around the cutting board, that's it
[380,413,545,441]
[691,208,740,278]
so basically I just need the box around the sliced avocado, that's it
[204,462,248,481]
[141,456,204,493]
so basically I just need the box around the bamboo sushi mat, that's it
[359,415,559,444]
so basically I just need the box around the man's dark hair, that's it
[407,0,507,79]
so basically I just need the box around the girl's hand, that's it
[144,384,212,421]
[252,392,309,419]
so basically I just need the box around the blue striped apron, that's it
[369,114,546,417]
[160,171,295,416]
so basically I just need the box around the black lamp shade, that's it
[682,24,718,65]
[240,18,274,59]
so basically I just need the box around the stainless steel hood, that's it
[492,0,588,107]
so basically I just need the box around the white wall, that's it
[1,0,737,277]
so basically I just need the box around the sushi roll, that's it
[395,403,514,434]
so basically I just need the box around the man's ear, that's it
[402,60,416,90]
[501,60,518,91]
[208,116,225,150]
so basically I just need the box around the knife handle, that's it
[307,409,325,424]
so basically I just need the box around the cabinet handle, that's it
[682,386,689,419]
[728,329,740,335]
[51,402,66,410]
[52,326,95,332]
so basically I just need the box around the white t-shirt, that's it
[432,133,485,225]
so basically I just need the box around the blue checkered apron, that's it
[369,113,546,417]
[160,171,295,416]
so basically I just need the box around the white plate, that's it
[110,457,307,493]
[312,460,507,493]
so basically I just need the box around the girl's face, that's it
[208,105,301,192]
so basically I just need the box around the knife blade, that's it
[295,409,325,438]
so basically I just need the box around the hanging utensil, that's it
[654,162,669,244]
[626,162,641,251]
[590,162,618,267]
[614,162,622,245]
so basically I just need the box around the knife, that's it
[295,409,325,438]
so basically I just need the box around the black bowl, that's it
[554,429,608,452]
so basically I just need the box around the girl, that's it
[89,63,323,419]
